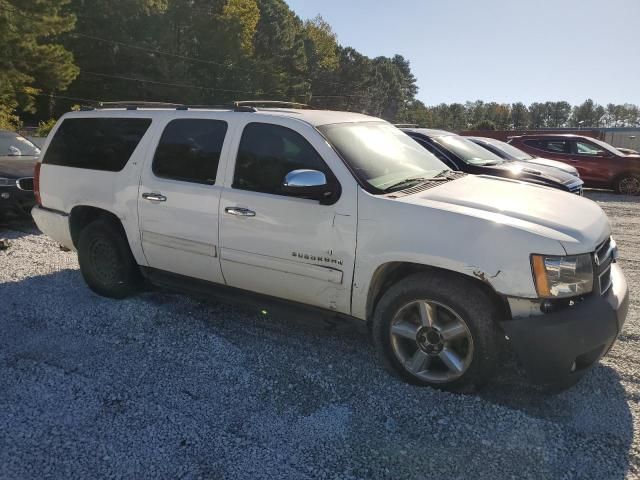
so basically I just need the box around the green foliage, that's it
[35,118,58,137]
[0,104,22,130]
[221,0,260,54]
[472,119,496,131]
[303,15,338,71]
[0,0,79,116]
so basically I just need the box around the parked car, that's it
[616,147,639,155]
[402,128,584,195]
[0,130,39,220]
[509,134,640,195]
[32,104,627,392]
[466,136,580,177]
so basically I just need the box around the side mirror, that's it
[282,169,337,204]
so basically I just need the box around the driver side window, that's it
[574,141,605,156]
[233,123,330,196]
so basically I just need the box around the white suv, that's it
[32,103,629,392]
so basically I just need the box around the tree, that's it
[302,15,338,72]
[472,119,496,131]
[221,0,260,55]
[0,0,78,124]
[510,102,529,129]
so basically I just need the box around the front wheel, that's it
[615,174,640,195]
[372,272,500,393]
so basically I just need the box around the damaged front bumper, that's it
[501,263,629,385]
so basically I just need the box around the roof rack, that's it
[394,123,419,128]
[233,100,311,112]
[76,100,312,112]
[98,101,186,110]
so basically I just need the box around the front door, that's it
[219,120,357,314]
[568,139,610,185]
[138,117,230,284]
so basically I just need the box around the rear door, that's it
[138,116,231,283]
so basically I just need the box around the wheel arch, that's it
[69,205,127,248]
[365,261,509,325]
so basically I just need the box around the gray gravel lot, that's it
[1,191,639,479]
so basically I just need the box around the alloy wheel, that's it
[390,300,474,383]
[619,176,640,195]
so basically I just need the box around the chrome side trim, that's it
[221,248,343,284]
[141,231,217,257]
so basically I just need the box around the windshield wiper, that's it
[382,177,428,192]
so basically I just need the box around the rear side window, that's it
[153,119,228,185]
[524,139,569,154]
[233,123,330,196]
[43,118,151,171]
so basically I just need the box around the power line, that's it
[3,3,356,92]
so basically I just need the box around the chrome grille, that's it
[595,237,616,295]
[16,177,34,191]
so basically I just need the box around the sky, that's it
[286,0,640,107]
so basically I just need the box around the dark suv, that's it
[0,130,39,220]
[509,134,640,195]
[402,129,584,195]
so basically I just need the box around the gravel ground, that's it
[0,191,638,479]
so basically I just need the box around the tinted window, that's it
[153,119,227,184]
[233,123,330,195]
[524,139,569,154]
[43,118,151,171]
[414,138,456,168]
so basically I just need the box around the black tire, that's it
[614,173,640,195]
[372,272,501,393]
[77,219,142,299]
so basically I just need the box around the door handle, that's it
[225,207,256,217]
[142,192,167,202]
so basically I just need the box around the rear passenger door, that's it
[138,117,230,283]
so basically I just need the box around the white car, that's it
[32,103,629,392]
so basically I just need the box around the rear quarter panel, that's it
[38,112,162,264]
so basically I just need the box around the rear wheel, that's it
[615,174,640,195]
[372,272,500,392]
[77,219,142,298]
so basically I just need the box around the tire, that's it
[372,272,500,393]
[77,219,142,299]
[614,173,640,195]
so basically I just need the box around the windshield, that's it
[318,122,448,192]
[434,135,505,166]
[482,138,533,161]
[0,132,41,156]
[587,137,626,156]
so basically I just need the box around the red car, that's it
[509,134,640,195]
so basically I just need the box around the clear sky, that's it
[286,0,640,106]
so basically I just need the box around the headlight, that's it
[531,254,594,298]
[0,177,10,187]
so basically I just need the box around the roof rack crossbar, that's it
[98,101,186,110]
[233,100,311,111]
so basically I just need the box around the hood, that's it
[401,175,609,254]
[523,157,579,176]
[481,159,579,187]
[0,155,38,178]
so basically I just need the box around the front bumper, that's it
[501,263,629,385]
[0,187,36,219]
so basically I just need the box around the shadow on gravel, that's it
[0,218,39,239]
[0,269,634,479]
